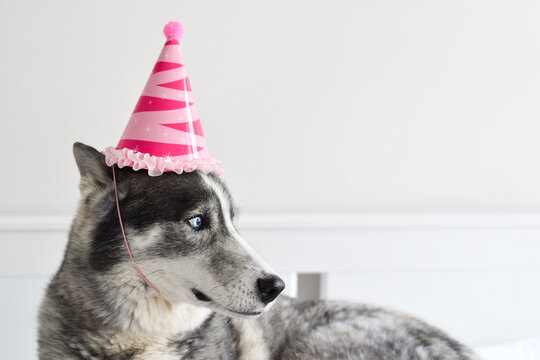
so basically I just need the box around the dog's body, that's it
[38,143,478,360]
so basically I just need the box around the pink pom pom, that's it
[163,21,184,40]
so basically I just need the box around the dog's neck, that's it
[125,295,212,337]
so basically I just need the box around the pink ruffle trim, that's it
[103,147,224,177]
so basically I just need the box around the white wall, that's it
[1,0,540,215]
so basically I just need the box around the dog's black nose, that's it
[257,275,285,304]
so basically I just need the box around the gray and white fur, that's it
[38,143,479,360]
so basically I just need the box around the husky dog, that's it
[38,143,478,360]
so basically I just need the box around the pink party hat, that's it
[104,21,223,176]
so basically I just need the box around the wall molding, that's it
[2,213,540,231]
[3,212,540,277]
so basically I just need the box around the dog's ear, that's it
[73,142,112,194]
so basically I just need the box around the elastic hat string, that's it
[112,165,161,295]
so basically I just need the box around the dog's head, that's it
[72,142,284,318]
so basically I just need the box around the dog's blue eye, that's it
[188,216,203,229]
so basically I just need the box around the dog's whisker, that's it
[206,278,234,295]
[225,290,242,313]
[224,291,235,312]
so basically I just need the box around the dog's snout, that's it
[257,275,285,305]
